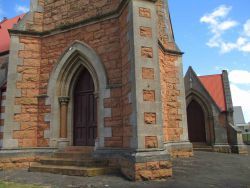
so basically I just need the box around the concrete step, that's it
[52,152,92,159]
[63,146,94,153]
[192,142,208,147]
[193,147,213,152]
[192,143,213,152]
[193,145,213,152]
[29,163,119,177]
[39,158,108,167]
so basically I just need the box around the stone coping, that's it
[0,148,56,157]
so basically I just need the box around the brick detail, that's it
[119,4,133,148]
[23,0,122,32]
[156,0,176,50]
[142,68,154,80]
[0,90,6,147]
[141,47,153,58]
[0,156,39,170]
[135,161,172,181]
[10,3,136,148]
[145,136,158,148]
[140,27,152,38]
[139,7,151,18]
[144,113,156,124]
[143,90,155,102]
[159,49,183,142]
[104,137,123,148]
[120,158,172,181]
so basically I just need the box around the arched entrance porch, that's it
[46,41,109,148]
[187,100,206,143]
[186,91,215,146]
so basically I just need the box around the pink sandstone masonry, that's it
[2,0,193,181]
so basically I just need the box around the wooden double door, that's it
[187,100,206,143]
[74,69,97,146]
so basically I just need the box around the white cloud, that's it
[201,5,250,54]
[244,19,250,37]
[220,37,250,53]
[240,42,250,52]
[15,5,29,14]
[229,70,250,84]
[230,84,250,122]
[229,70,250,122]
[217,20,238,31]
[200,5,238,35]
[200,5,231,25]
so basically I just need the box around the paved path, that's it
[0,148,250,188]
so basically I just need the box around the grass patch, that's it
[0,181,46,188]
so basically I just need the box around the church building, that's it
[0,0,246,181]
[0,0,193,181]
[184,67,247,154]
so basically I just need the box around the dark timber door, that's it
[74,69,97,146]
[187,100,206,143]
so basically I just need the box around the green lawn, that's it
[0,181,47,188]
[243,134,250,144]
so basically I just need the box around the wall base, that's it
[94,148,172,181]
[0,148,55,170]
[212,144,231,153]
[57,138,70,148]
[164,141,193,158]
[231,144,248,155]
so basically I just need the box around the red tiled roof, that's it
[0,14,25,53]
[198,74,226,111]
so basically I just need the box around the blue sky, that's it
[169,0,250,122]
[0,0,250,122]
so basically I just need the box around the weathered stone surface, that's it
[143,90,155,102]
[139,7,151,18]
[0,156,38,170]
[142,68,154,80]
[141,47,153,58]
[144,113,156,124]
[145,136,158,148]
[140,27,152,38]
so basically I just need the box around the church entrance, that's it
[187,100,206,143]
[73,68,97,146]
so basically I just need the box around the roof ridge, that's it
[0,14,25,53]
[0,18,7,25]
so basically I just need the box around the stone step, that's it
[193,147,213,152]
[63,146,94,153]
[39,158,108,167]
[52,152,92,159]
[192,143,213,152]
[29,163,119,177]
[192,142,209,148]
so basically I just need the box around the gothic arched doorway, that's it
[187,100,206,143]
[73,68,97,146]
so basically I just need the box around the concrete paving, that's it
[0,147,250,188]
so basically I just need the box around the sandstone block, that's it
[143,90,155,102]
[139,7,151,18]
[141,47,153,58]
[145,136,158,148]
[142,68,154,80]
[144,113,156,124]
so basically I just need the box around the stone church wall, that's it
[11,18,125,148]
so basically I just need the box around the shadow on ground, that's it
[0,147,250,188]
